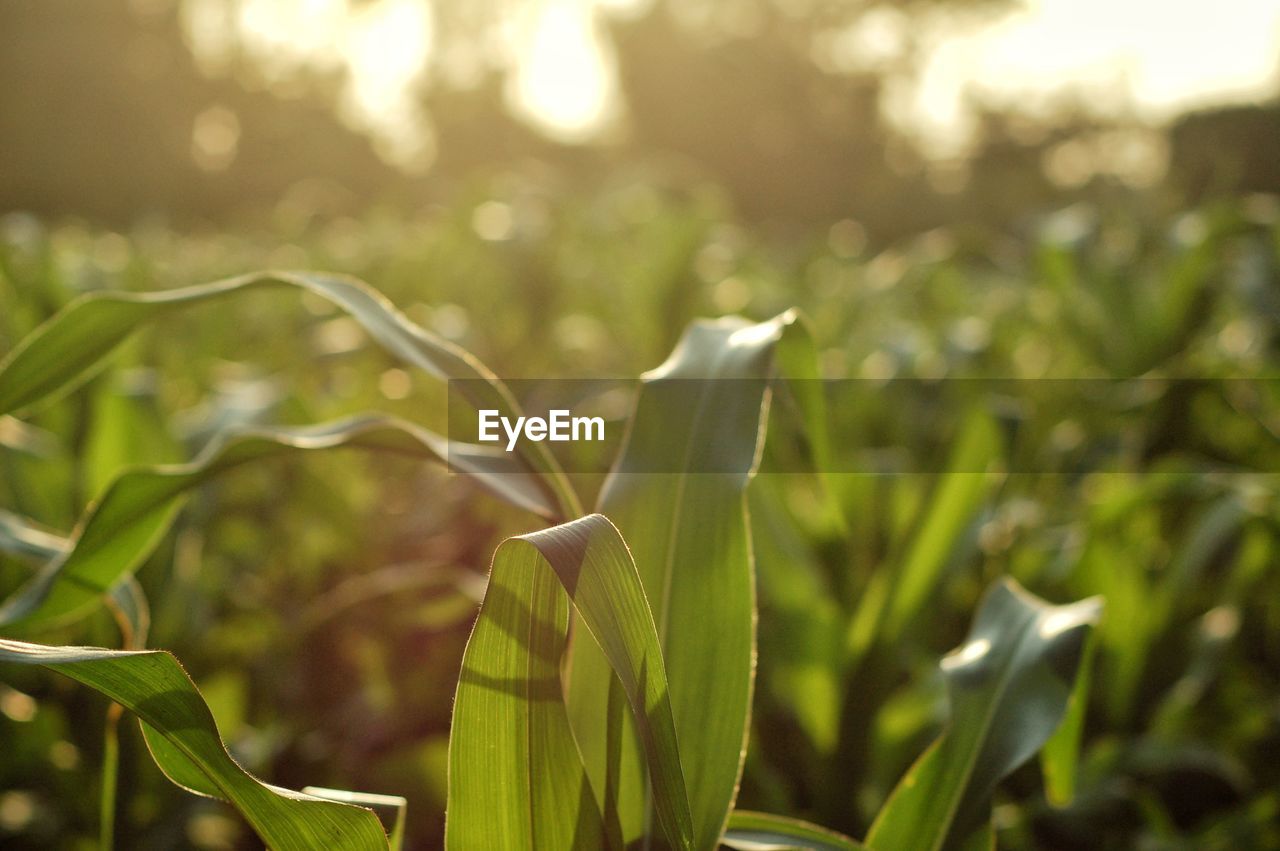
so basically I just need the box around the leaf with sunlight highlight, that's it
[567,310,818,849]
[0,271,578,517]
[866,579,1102,851]
[0,639,391,851]
[0,415,551,631]
[447,514,693,851]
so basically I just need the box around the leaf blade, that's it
[568,312,803,849]
[0,271,578,517]
[0,414,552,630]
[722,810,866,850]
[0,639,389,851]
[447,514,696,850]
[865,579,1102,851]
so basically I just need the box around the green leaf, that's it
[567,312,804,849]
[303,788,408,851]
[721,811,865,850]
[0,414,552,631]
[847,411,1001,665]
[0,509,149,646]
[447,514,694,851]
[1040,631,1098,807]
[0,507,68,561]
[770,313,846,534]
[750,483,843,753]
[0,271,578,518]
[866,579,1102,851]
[0,638,389,850]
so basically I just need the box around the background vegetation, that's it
[1,1,1278,848]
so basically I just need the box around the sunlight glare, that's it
[507,0,616,142]
[901,0,1280,156]
[342,0,434,168]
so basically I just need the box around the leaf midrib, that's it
[927,608,1043,851]
[644,341,734,851]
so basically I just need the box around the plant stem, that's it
[100,702,122,851]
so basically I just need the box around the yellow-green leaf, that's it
[0,414,552,631]
[447,514,694,850]
[0,639,390,850]
[568,312,805,849]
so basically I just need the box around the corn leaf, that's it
[304,788,408,851]
[0,509,150,645]
[0,271,579,517]
[770,313,845,533]
[722,811,866,850]
[0,639,389,850]
[567,311,804,849]
[0,414,551,631]
[447,514,693,851]
[1040,631,1098,807]
[846,411,1001,666]
[865,579,1102,851]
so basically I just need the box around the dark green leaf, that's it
[866,579,1102,851]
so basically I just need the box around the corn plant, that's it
[0,273,1100,849]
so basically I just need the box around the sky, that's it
[181,0,1280,169]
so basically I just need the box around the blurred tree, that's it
[608,5,935,231]
[1169,102,1280,198]
[2,0,1274,233]
[0,0,397,223]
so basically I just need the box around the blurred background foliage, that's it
[3,0,1279,232]
[1,0,1279,849]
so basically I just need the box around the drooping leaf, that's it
[0,509,149,646]
[0,271,579,517]
[0,639,389,851]
[721,810,865,850]
[0,414,552,631]
[81,370,181,498]
[865,579,1102,851]
[304,788,408,851]
[447,514,694,851]
[0,507,68,561]
[567,311,806,849]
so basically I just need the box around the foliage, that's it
[0,187,1277,849]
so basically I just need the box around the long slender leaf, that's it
[0,414,552,631]
[567,311,805,849]
[0,508,150,645]
[2,507,149,851]
[0,639,389,850]
[722,811,865,850]
[846,411,1001,665]
[865,579,1102,851]
[771,314,846,533]
[0,271,579,517]
[1041,631,1098,807]
[304,788,408,851]
[447,514,694,851]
